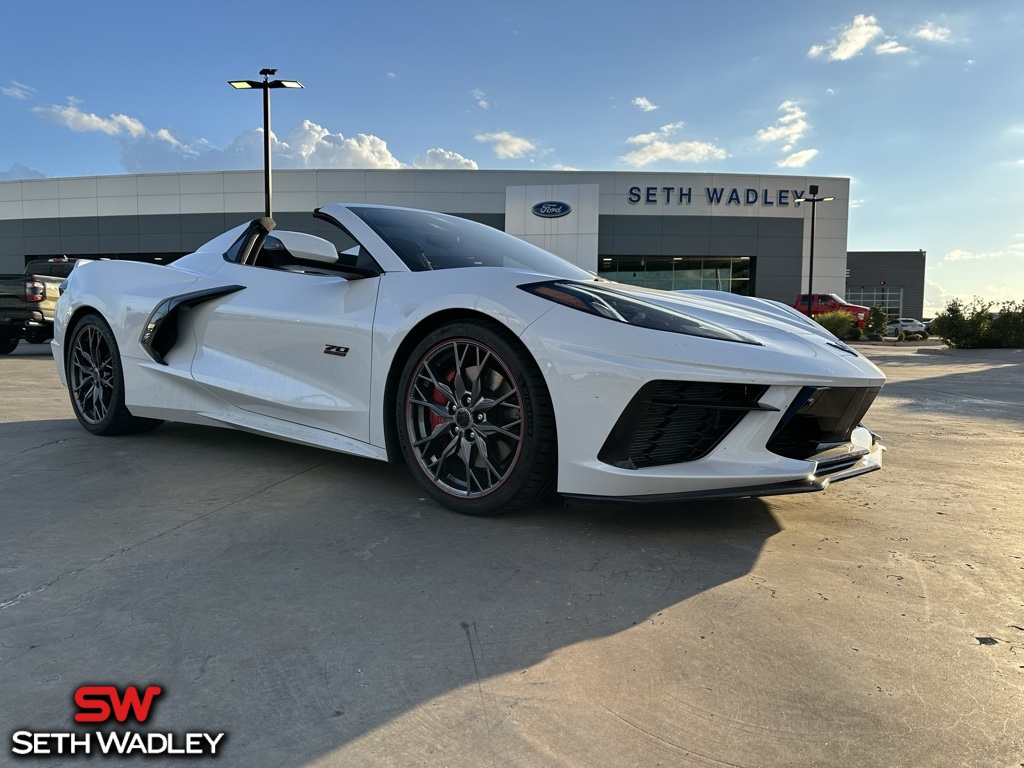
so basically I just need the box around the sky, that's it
[2,1,1022,315]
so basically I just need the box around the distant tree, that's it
[865,306,889,340]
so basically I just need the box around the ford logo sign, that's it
[531,201,571,218]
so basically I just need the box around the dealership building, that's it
[0,169,924,317]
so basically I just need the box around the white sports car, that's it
[53,203,885,515]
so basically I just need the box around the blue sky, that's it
[2,1,1022,314]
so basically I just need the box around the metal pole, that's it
[262,82,272,218]
[807,198,816,298]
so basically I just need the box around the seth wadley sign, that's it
[627,185,811,208]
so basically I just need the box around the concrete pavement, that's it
[1,341,1022,767]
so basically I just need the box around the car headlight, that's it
[520,280,762,345]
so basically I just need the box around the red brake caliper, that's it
[428,368,457,432]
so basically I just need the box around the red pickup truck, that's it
[793,293,870,328]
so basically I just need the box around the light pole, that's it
[228,68,303,218]
[794,184,835,305]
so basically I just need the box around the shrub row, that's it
[929,298,1024,349]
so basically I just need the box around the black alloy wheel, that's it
[67,314,162,436]
[397,319,556,515]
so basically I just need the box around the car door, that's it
[188,244,379,443]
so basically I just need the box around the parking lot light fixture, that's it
[228,68,304,218]
[794,184,835,304]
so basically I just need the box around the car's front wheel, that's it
[67,314,163,436]
[396,319,556,516]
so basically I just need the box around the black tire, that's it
[396,319,556,516]
[0,337,17,355]
[66,314,163,436]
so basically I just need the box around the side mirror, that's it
[274,231,339,265]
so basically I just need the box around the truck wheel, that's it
[67,314,163,436]
[0,337,17,355]
[24,329,51,344]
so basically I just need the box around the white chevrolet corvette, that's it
[53,203,885,515]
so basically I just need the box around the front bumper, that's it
[564,425,884,503]
[520,306,887,501]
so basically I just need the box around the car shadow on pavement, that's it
[0,419,780,766]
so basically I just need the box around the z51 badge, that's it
[324,345,349,357]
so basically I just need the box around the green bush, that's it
[929,298,1024,348]
[846,325,863,341]
[814,310,855,339]
[865,306,889,339]
[988,301,1024,348]
[866,332,883,342]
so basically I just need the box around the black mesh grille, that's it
[768,386,881,459]
[599,381,770,469]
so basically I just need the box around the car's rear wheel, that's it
[67,314,162,436]
[396,319,555,516]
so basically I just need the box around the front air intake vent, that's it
[767,386,881,460]
[599,381,772,470]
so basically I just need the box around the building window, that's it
[846,286,904,320]
[598,256,753,295]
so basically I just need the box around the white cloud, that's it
[283,121,405,168]
[472,88,490,110]
[912,22,952,42]
[756,101,808,150]
[1,80,34,99]
[474,131,536,159]
[626,121,685,145]
[619,141,726,166]
[944,246,1023,262]
[32,99,147,137]
[27,97,473,173]
[923,278,960,316]
[875,39,910,55]
[777,149,819,168]
[620,121,725,166]
[0,162,45,180]
[808,14,884,61]
[412,148,479,170]
[632,96,658,112]
[386,72,397,79]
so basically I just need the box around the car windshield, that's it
[350,206,593,278]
